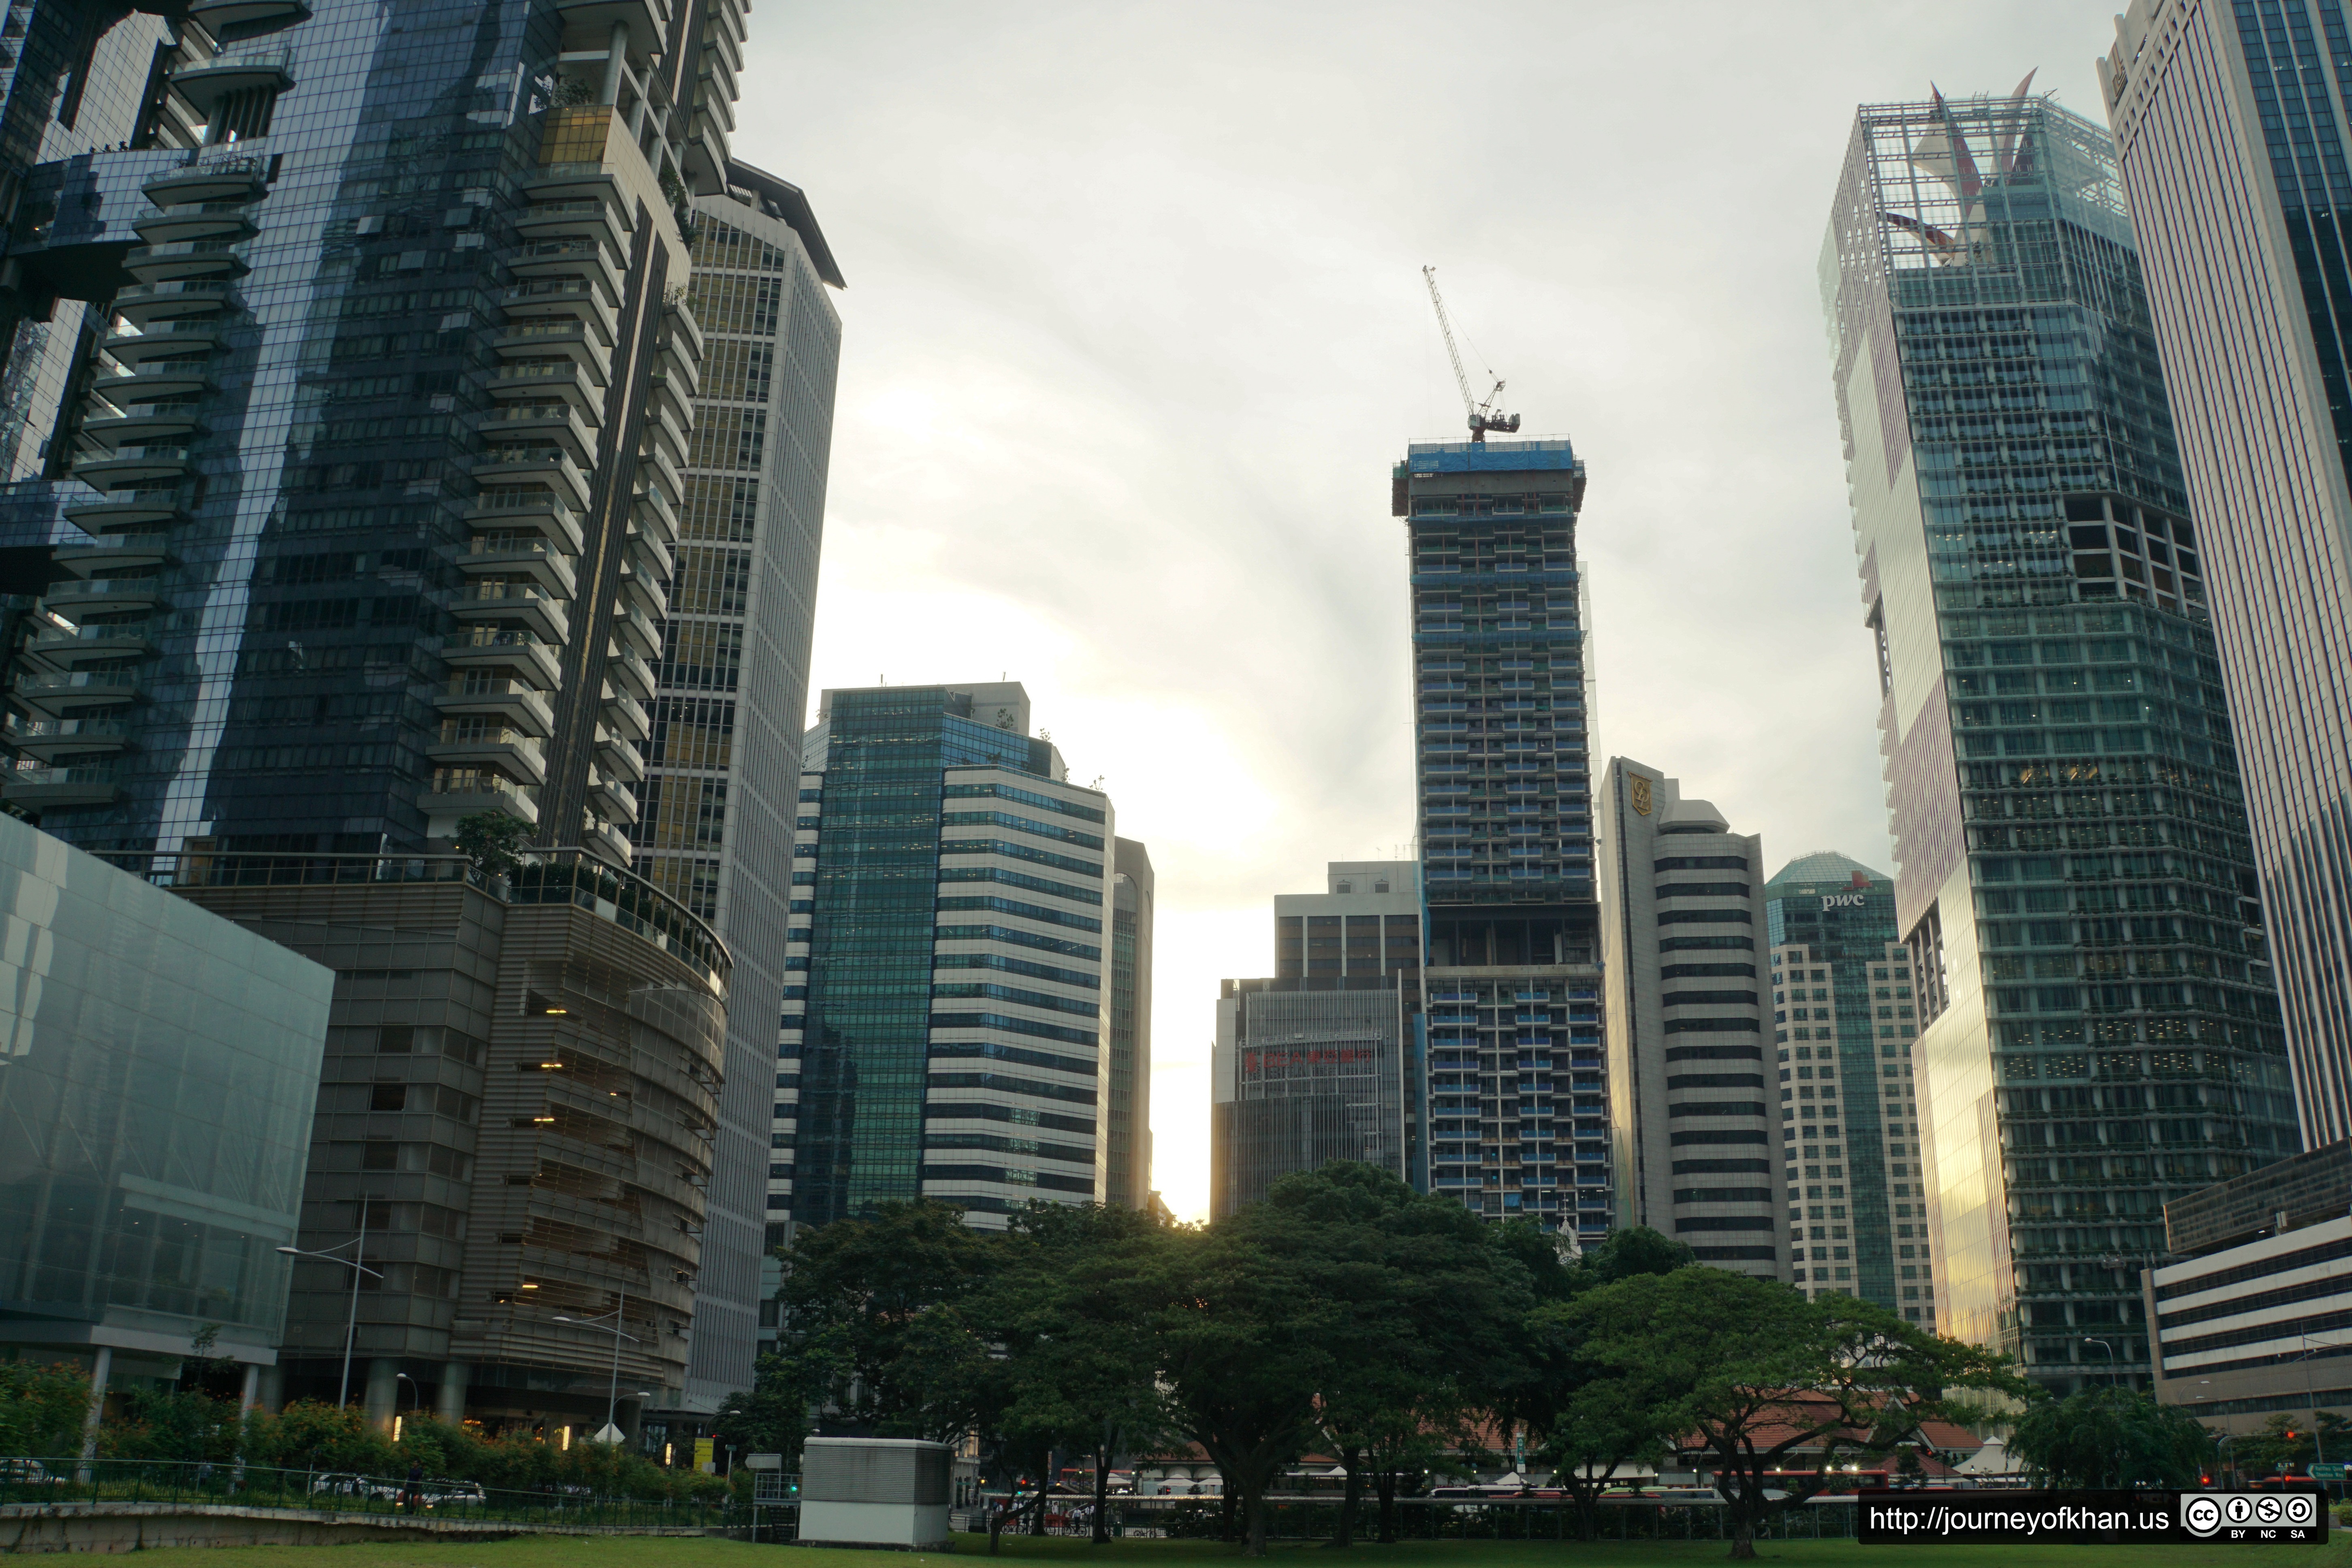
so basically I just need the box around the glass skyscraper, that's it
[1763,852,1931,1327]
[2101,0,2352,1145]
[779,683,1119,1231]
[1821,88,2299,1391]
[1396,437,1605,1233]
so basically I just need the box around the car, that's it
[308,1473,382,1498]
[420,1479,487,1506]
[0,1460,59,1487]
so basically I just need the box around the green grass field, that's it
[160,1530,2352,1568]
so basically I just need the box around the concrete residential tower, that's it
[2100,0,2352,1143]
[1396,438,1607,1235]
[1106,838,1155,1210]
[1821,87,2298,1390]
[1597,761,1785,1280]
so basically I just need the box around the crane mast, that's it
[1422,265,1521,442]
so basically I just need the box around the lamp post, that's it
[554,1288,640,1442]
[394,1373,420,1437]
[277,1198,380,1410]
[2085,1338,2123,1487]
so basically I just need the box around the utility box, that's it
[798,1437,953,1549]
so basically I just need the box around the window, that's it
[369,1083,408,1112]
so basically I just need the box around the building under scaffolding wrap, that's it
[1818,90,2299,1393]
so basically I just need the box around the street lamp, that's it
[554,1287,640,1443]
[2084,1338,2122,1487]
[394,1373,420,1437]
[277,1198,381,1410]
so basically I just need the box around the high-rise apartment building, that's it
[2099,0,2352,1143]
[631,169,840,1408]
[1395,438,1603,1233]
[1763,853,1934,1327]
[1210,978,1411,1217]
[1596,761,1784,1281]
[1822,87,2301,1389]
[1106,838,1154,1210]
[778,683,1118,1231]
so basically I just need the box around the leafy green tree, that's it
[99,1388,240,1461]
[0,1359,94,1457]
[1568,1267,2025,1559]
[2010,1386,2218,1488]
[452,811,531,876]
[238,1401,399,1475]
[712,1325,849,1469]
[772,1198,997,1440]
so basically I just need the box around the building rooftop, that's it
[1402,438,1581,473]
[1767,850,1892,890]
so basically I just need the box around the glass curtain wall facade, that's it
[1396,438,1604,1233]
[0,0,745,873]
[1210,979,1409,1217]
[1763,852,1931,1323]
[631,165,840,1410]
[0,815,330,1393]
[1821,90,2301,1390]
[779,683,1116,1231]
[2101,0,2352,1144]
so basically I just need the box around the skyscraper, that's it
[2099,0,2352,1143]
[1210,978,1411,1217]
[1821,87,2300,1389]
[632,169,841,1409]
[1395,438,1604,1233]
[1763,853,1932,1327]
[778,683,1118,1231]
[1105,837,1155,1211]
[1596,760,1784,1280]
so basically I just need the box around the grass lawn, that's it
[165,1530,2352,1568]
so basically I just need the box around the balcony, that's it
[632,483,677,546]
[472,445,589,512]
[451,580,570,644]
[65,490,188,533]
[501,279,617,342]
[91,361,215,403]
[438,676,553,735]
[595,725,645,784]
[508,238,623,304]
[477,403,595,466]
[131,201,258,245]
[587,767,638,826]
[644,397,687,467]
[73,444,193,488]
[465,489,585,553]
[5,715,129,762]
[3,764,120,809]
[44,576,164,614]
[609,594,659,660]
[664,295,705,362]
[429,722,548,786]
[419,770,539,832]
[169,49,293,116]
[604,646,655,704]
[658,330,700,398]
[101,320,222,363]
[123,240,250,284]
[617,558,667,622]
[637,440,680,503]
[645,364,691,432]
[441,628,562,688]
[490,360,599,416]
[623,519,670,582]
[461,534,578,598]
[514,198,630,250]
[185,0,311,28]
[581,813,633,869]
[601,683,649,742]
[23,619,159,666]
[141,156,267,207]
[80,404,204,448]
[13,670,140,715]
[492,319,611,383]
[53,532,172,575]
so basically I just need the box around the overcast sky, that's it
[735,1,2125,1222]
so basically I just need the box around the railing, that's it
[0,1458,732,1530]
[971,1493,1869,1543]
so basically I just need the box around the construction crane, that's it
[1423,265,1520,442]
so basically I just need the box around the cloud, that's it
[738,0,2121,1222]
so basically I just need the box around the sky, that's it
[731,1,2128,1223]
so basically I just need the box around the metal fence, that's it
[973,1494,1859,1543]
[0,1458,733,1532]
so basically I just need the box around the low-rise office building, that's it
[0,817,331,1409]
[2147,1139,2352,1434]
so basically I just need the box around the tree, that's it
[452,811,531,876]
[712,1325,850,1469]
[771,1198,997,1440]
[1568,1267,2026,1559]
[0,1360,94,1457]
[2009,1386,2218,1488]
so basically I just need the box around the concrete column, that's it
[363,1358,400,1432]
[435,1362,469,1426]
[600,22,628,106]
[77,1346,111,1477]
[239,1363,261,1418]
[257,1364,285,1413]
[618,1394,644,1444]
